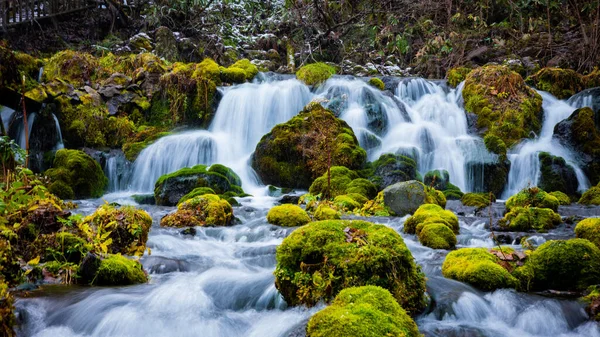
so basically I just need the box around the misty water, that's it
[12,75,600,336]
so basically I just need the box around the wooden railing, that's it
[0,0,95,29]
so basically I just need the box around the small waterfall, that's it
[52,113,64,150]
[502,91,590,198]
[396,78,446,104]
[105,151,132,192]
[129,78,312,194]
[16,112,37,150]
[1,106,14,134]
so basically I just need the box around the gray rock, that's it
[383,180,427,216]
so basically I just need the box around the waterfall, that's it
[502,91,590,198]
[52,113,64,150]
[129,79,312,194]
[1,106,14,134]
[105,151,133,192]
[16,112,37,150]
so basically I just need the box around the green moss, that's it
[161,194,233,227]
[443,183,464,200]
[583,68,600,88]
[463,65,543,147]
[367,78,385,90]
[526,67,584,99]
[359,191,392,217]
[309,166,359,198]
[461,192,495,208]
[499,206,561,232]
[44,149,107,199]
[404,204,459,235]
[208,164,242,187]
[369,153,418,189]
[333,195,361,211]
[579,184,600,205]
[229,59,259,81]
[345,178,377,199]
[442,248,518,291]
[296,63,336,86]
[549,191,571,205]
[44,50,99,86]
[575,218,600,249]
[514,239,600,291]
[583,285,600,321]
[122,130,172,162]
[306,286,420,337]
[418,222,457,250]
[193,58,221,85]
[505,187,559,212]
[92,254,147,286]
[447,67,472,87]
[423,169,450,190]
[274,220,426,314]
[48,180,75,200]
[484,134,507,160]
[81,204,152,256]
[0,280,16,337]
[267,205,311,227]
[45,232,90,263]
[220,66,247,84]
[179,187,216,204]
[314,204,341,220]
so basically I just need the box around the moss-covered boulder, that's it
[154,164,243,206]
[251,103,366,189]
[45,149,108,199]
[90,254,147,286]
[44,50,99,87]
[332,195,362,211]
[296,63,336,86]
[178,187,216,204]
[161,194,233,227]
[553,107,600,185]
[267,205,311,227]
[505,187,559,212]
[314,204,341,220]
[447,67,472,88]
[369,154,418,190]
[443,183,464,200]
[579,183,600,205]
[549,191,571,205]
[227,59,259,82]
[442,248,518,291]
[309,166,376,200]
[404,203,459,235]
[461,192,495,209]
[418,223,457,250]
[0,280,16,337]
[274,220,426,314]
[484,134,507,160]
[575,218,600,249]
[514,239,600,291]
[526,68,584,99]
[498,206,561,232]
[367,78,385,91]
[306,286,420,337]
[80,204,152,256]
[463,65,543,147]
[383,180,446,216]
[538,152,578,197]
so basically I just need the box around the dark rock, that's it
[142,256,190,274]
[538,152,578,197]
[383,180,428,216]
[132,194,156,205]
[279,195,301,205]
[154,26,180,62]
[424,169,450,190]
[78,253,101,284]
[370,153,418,189]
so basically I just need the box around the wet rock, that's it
[142,256,190,274]
[383,180,444,216]
[538,152,578,196]
[78,252,101,284]
[370,153,418,190]
[279,194,301,205]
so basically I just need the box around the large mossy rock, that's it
[296,62,336,86]
[44,50,99,87]
[274,220,426,314]
[369,153,418,190]
[461,192,495,208]
[463,65,543,147]
[79,253,147,286]
[266,204,311,227]
[514,239,600,291]
[553,107,600,185]
[418,223,457,250]
[45,149,108,199]
[160,194,233,227]
[423,169,450,191]
[498,207,561,232]
[309,166,376,199]
[404,204,459,235]
[81,204,152,256]
[383,180,446,216]
[442,248,518,291]
[505,187,559,212]
[575,218,600,249]
[251,103,366,189]
[306,286,420,337]
[579,182,600,205]
[526,67,584,99]
[154,164,243,206]
[538,152,578,197]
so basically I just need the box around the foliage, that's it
[0,137,25,174]
[161,194,233,227]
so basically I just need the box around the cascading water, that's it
[52,113,64,150]
[502,91,590,198]
[128,79,312,194]
[1,105,13,134]
[16,112,37,150]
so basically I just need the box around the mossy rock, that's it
[369,153,418,190]
[309,167,376,200]
[0,280,16,337]
[461,192,495,208]
[583,285,600,321]
[296,62,336,86]
[505,187,559,212]
[575,218,600,249]
[383,180,446,216]
[418,222,457,250]
[314,204,341,220]
[161,194,233,227]
[579,184,600,205]
[498,206,561,232]
[92,254,147,286]
[447,67,472,88]
[526,67,584,99]
[333,195,361,212]
[44,149,108,199]
[220,66,247,84]
[359,191,392,217]
[267,205,311,227]
[367,78,385,90]
[154,164,243,206]
[179,187,216,204]
[443,183,464,200]
[229,59,259,81]
[306,286,420,337]
[274,220,426,314]
[193,58,221,85]
[463,65,543,147]
[549,191,571,205]
[81,204,152,256]
[442,248,518,291]
[483,134,507,160]
[44,50,99,86]
[538,152,578,197]
[252,104,366,189]
[514,239,600,291]
[404,203,459,235]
